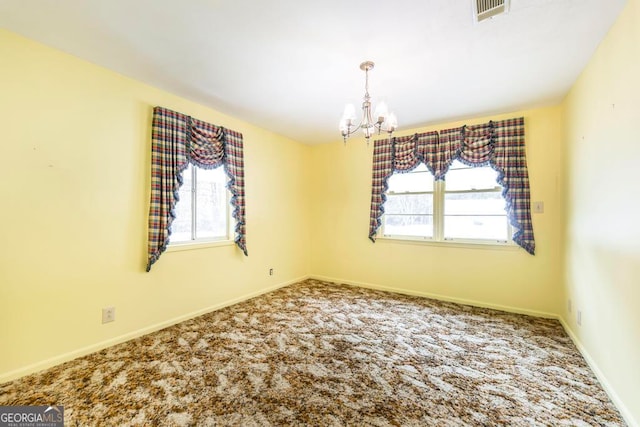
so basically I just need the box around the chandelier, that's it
[339,61,398,144]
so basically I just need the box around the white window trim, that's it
[168,165,235,250]
[167,238,235,252]
[375,235,519,251]
[380,166,516,249]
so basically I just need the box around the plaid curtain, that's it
[146,107,247,272]
[368,117,535,255]
[490,118,533,254]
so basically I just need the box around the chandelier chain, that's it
[364,67,370,100]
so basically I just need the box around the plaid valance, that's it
[368,117,535,254]
[146,106,247,271]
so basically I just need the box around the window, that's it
[383,164,435,239]
[170,164,232,244]
[147,106,247,271]
[381,160,512,244]
[368,117,533,254]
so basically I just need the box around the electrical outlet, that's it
[577,310,582,326]
[269,268,274,276]
[568,299,572,313]
[102,307,115,324]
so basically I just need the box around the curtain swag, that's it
[146,106,247,271]
[368,117,535,254]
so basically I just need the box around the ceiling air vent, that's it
[473,0,510,22]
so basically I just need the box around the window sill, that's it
[167,239,235,253]
[376,236,519,251]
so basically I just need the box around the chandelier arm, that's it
[345,122,364,136]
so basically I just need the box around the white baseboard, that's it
[557,316,637,427]
[309,274,558,319]
[4,274,635,427]
[0,275,307,384]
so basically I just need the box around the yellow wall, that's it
[309,107,565,317]
[561,0,640,423]
[0,30,311,381]
[2,11,638,423]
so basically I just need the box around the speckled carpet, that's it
[0,279,625,426]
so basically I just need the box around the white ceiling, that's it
[0,0,627,144]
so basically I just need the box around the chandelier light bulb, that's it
[342,103,356,123]
[363,125,376,139]
[374,101,389,123]
[339,118,348,133]
[388,112,398,132]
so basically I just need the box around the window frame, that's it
[379,163,515,248]
[382,165,434,241]
[167,164,235,251]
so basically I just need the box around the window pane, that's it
[444,215,509,240]
[444,192,506,215]
[195,166,228,239]
[387,164,433,193]
[445,161,499,191]
[385,194,433,215]
[171,165,193,242]
[384,215,433,238]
